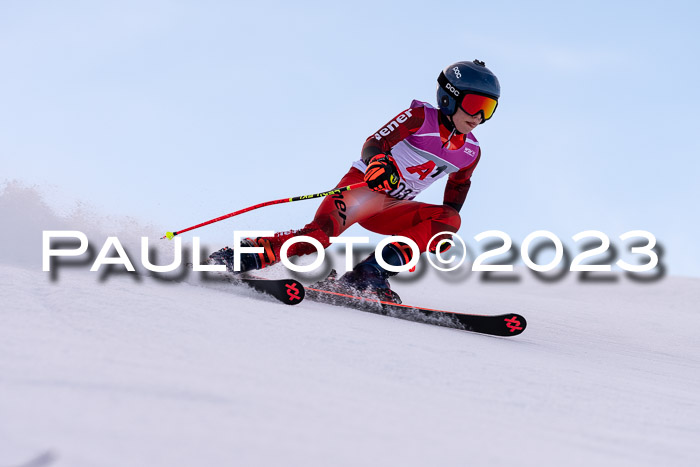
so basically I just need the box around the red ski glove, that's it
[364,154,400,192]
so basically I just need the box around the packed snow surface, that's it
[1,184,699,466]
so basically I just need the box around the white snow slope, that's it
[1,185,699,467]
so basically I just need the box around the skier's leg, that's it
[360,199,461,253]
[331,199,461,301]
[297,171,462,256]
[211,168,389,272]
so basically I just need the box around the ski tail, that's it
[243,278,305,305]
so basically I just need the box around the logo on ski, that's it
[285,282,302,301]
[504,316,523,333]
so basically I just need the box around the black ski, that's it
[305,285,526,337]
[239,278,305,305]
[186,263,305,305]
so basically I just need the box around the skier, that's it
[210,59,500,303]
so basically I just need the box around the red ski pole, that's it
[161,182,367,240]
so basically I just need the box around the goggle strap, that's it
[437,71,461,100]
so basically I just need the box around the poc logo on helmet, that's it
[445,82,460,97]
[453,67,462,79]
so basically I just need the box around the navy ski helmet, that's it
[437,59,501,118]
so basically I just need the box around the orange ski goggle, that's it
[460,93,499,122]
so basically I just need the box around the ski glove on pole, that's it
[364,154,400,192]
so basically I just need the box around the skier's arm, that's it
[443,150,481,212]
[361,107,426,164]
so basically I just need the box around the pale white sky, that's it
[2,0,699,276]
